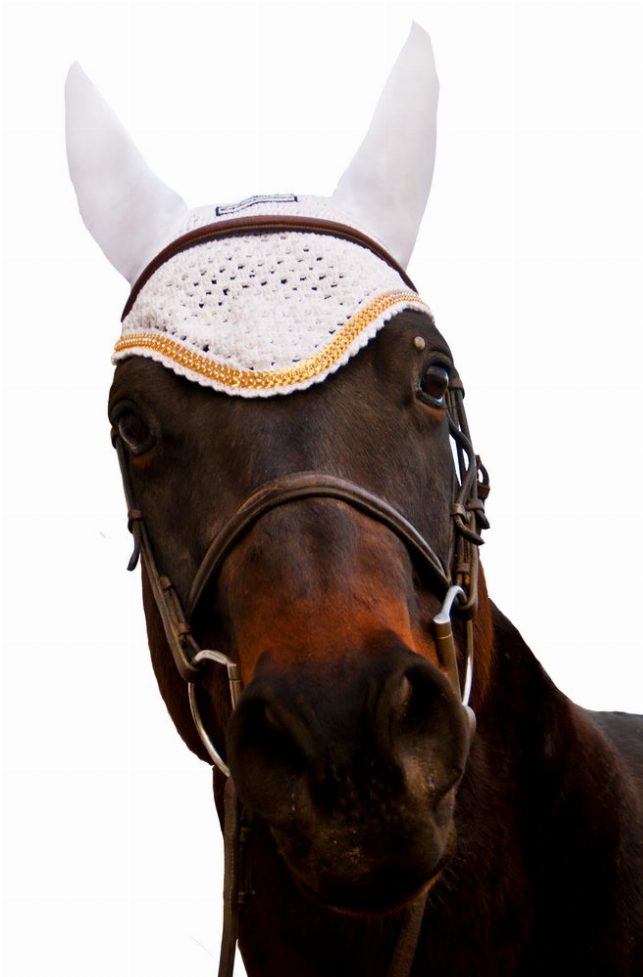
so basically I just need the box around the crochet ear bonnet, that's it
[114,195,429,397]
[66,25,438,398]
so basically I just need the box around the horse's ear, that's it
[331,23,438,270]
[65,63,188,283]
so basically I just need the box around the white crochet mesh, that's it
[114,195,430,397]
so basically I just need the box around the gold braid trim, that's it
[114,290,427,390]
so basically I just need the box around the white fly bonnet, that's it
[66,25,438,398]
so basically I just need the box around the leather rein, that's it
[112,217,490,977]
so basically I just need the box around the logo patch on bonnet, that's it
[215,194,298,217]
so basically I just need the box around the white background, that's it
[2,2,642,975]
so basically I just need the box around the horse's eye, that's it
[115,410,154,455]
[418,364,450,407]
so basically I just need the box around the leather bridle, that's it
[111,218,490,977]
[114,378,488,745]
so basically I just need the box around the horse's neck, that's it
[462,603,643,970]
[480,602,636,817]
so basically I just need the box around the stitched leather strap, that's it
[219,777,241,977]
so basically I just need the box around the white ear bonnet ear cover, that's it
[67,25,437,397]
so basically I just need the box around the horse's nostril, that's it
[389,662,452,736]
[391,674,414,721]
[369,659,470,797]
[263,703,286,736]
[391,672,440,735]
[233,694,309,775]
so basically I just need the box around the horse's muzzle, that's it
[226,640,472,914]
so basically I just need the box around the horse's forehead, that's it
[112,195,431,400]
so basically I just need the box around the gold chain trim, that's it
[114,290,426,390]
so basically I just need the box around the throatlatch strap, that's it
[387,893,428,977]
[219,777,241,977]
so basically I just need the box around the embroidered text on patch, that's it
[215,194,298,217]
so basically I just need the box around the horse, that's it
[66,24,643,977]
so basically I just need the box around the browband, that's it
[122,215,418,319]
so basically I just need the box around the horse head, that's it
[67,25,490,918]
